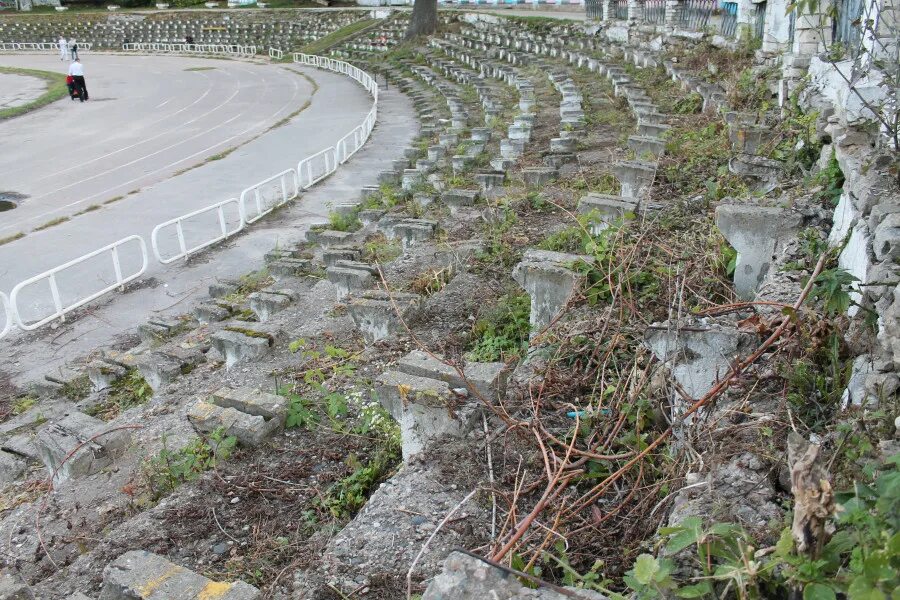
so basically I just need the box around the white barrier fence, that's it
[0,51,378,341]
[122,42,257,57]
[9,236,148,331]
[268,47,284,60]
[151,199,245,264]
[0,42,93,52]
[241,169,300,225]
[0,293,10,341]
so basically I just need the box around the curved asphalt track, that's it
[0,52,416,387]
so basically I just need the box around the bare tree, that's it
[406,0,438,39]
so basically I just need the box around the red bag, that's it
[66,75,74,85]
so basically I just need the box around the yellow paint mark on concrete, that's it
[138,564,183,596]
[198,581,234,599]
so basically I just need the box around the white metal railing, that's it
[151,198,244,264]
[240,169,300,224]
[122,42,257,57]
[0,42,93,52]
[9,236,147,331]
[1,51,377,341]
[0,292,10,341]
[268,47,284,60]
[297,146,338,189]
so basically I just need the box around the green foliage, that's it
[146,428,237,498]
[466,293,531,362]
[363,234,402,264]
[476,206,520,268]
[730,67,774,112]
[87,369,153,421]
[299,18,380,55]
[322,444,400,519]
[784,331,852,431]
[619,454,900,599]
[11,396,36,416]
[61,374,91,401]
[327,210,361,233]
[811,268,858,316]
[673,93,704,115]
[661,121,746,202]
[0,66,68,121]
[812,151,846,207]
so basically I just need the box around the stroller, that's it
[66,75,80,101]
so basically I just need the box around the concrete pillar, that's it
[762,0,793,53]
[603,0,614,20]
[791,0,833,57]
[664,0,684,32]
[736,0,756,38]
[628,0,644,22]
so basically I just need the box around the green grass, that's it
[0,232,25,246]
[299,18,380,55]
[32,216,70,232]
[0,66,68,121]
[184,66,216,72]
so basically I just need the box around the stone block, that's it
[248,289,296,322]
[0,574,33,600]
[512,249,594,336]
[347,290,422,342]
[376,170,400,186]
[322,247,361,267]
[522,168,558,187]
[209,280,239,299]
[627,135,666,159]
[187,401,280,447]
[424,551,608,599]
[0,451,26,484]
[326,265,375,300]
[578,193,638,234]
[402,169,424,192]
[268,257,312,278]
[315,230,353,248]
[133,347,202,393]
[396,350,507,401]
[35,411,132,484]
[715,204,802,300]
[358,209,385,227]
[374,371,475,460]
[194,302,232,324]
[392,219,437,249]
[873,213,900,261]
[86,360,128,391]
[100,550,260,599]
[612,161,656,199]
[210,386,287,422]
[645,323,758,423]
[209,327,273,369]
[441,189,480,211]
[550,137,576,153]
[637,122,671,138]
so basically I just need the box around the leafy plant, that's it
[328,210,361,232]
[145,428,237,498]
[466,293,531,362]
[810,268,858,315]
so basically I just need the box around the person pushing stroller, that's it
[67,58,88,102]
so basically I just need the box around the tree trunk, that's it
[406,0,438,39]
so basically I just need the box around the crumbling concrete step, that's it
[100,550,260,599]
[210,386,287,421]
[577,193,638,234]
[194,301,233,324]
[441,189,480,211]
[209,280,240,299]
[326,262,377,300]
[376,370,477,460]
[210,324,276,369]
[424,551,608,599]
[0,450,26,484]
[391,219,437,249]
[134,345,206,392]
[248,288,297,322]
[268,257,313,279]
[137,317,185,345]
[347,290,422,342]
[522,167,558,187]
[187,401,281,448]
[35,411,132,484]
[322,247,362,267]
[86,359,128,391]
[513,249,595,336]
[396,350,506,401]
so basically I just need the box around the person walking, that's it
[58,36,68,61]
[68,58,88,102]
[70,38,78,61]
